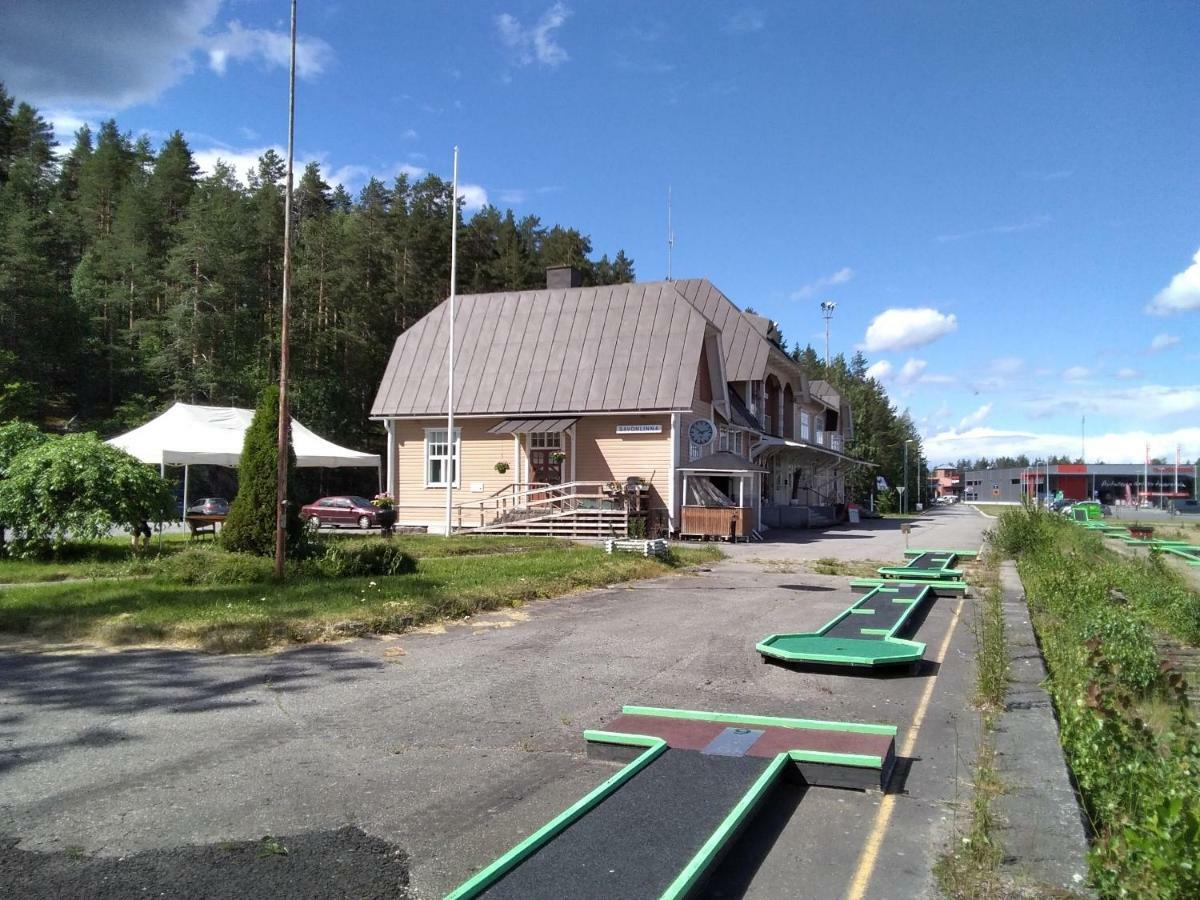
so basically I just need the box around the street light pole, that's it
[820,301,836,368]
[904,439,912,515]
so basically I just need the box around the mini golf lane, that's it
[757,548,974,668]
[446,707,897,900]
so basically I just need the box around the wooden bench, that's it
[185,514,225,540]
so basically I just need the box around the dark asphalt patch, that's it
[0,825,410,899]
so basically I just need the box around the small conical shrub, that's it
[221,386,303,556]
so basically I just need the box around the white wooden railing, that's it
[451,480,622,531]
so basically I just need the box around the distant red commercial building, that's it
[929,466,961,500]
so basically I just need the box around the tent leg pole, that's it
[182,465,189,525]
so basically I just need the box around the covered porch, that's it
[755,436,866,528]
[678,451,766,541]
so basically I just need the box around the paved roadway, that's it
[0,505,989,899]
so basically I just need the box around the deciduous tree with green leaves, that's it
[0,432,173,557]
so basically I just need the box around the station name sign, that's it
[616,424,662,434]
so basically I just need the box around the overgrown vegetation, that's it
[935,551,1009,899]
[805,557,893,578]
[0,542,722,651]
[993,505,1200,898]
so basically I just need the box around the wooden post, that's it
[273,0,298,580]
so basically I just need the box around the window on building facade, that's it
[733,430,743,456]
[718,426,730,452]
[425,428,461,487]
[800,411,811,442]
[529,432,562,449]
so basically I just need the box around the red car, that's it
[301,496,384,529]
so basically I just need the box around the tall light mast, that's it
[820,301,836,367]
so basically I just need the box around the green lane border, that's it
[904,548,978,557]
[756,634,926,666]
[620,705,897,736]
[443,732,666,900]
[850,577,966,592]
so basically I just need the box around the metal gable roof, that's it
[670,278,770,382]
[371,282,705,418]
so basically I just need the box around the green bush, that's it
[1078,606,1160,693]
[308,539,416,578]
[221,386,303,557]
[155,548,274,585]
[0,433,174,557]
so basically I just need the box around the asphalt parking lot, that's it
[0,506,988,899]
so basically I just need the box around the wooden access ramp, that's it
[446,707,897,900]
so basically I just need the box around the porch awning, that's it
[754,436,874,467]
[679,450,767,474]
[488,418,578,435]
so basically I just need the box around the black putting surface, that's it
[906,552,952,570]
[824,583,928,639]
[480,750,770,900]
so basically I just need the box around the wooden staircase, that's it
[450,481,632,538]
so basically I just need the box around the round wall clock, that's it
[688,418,715,447]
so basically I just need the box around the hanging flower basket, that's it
[549,451,567,464]
[494,461,510,474]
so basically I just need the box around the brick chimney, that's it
[546,265,583,289]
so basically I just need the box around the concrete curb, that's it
[991,561,1093,895]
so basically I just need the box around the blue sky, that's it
[4,1,1199,463]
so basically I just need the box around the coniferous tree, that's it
[221,385,302,556]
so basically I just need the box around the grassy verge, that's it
[966,504,1017,518]
[0,544,722,652]
[935,550,1008,898]
[993,506,1200,897]
[0,533,561,584]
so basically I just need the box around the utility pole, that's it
[1081,415,1086,462]
[820,301,836,368]
[445,147,459,537]
[273,0,297,580]
[903,439,912,515]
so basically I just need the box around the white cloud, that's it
[497,189,528,205]
[1150,332,1180,352]
[496,3,571,67]
[896,358,927,386]
[990,356,1025,375]
[1115,367,1142,380]
[1023,383,1200,421]
[206,20,332,78]
[959,403,992,428]
[919,373,957,386]
[724,8,765,33]
[1062,366,1092,382]
[402,129,418,140]
[0,0,218,108]
[924,426,1200,465]
[193,144,286,183]
[790,266,854,301]
[865,360,892,382]
[457,183,489,211]
[936,214,1051,243]
[862,307,958,352]
[0,2,332,111]
[1148,248,1200,315]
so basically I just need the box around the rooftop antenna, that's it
[667,185,675,281]
[820,300,836,368]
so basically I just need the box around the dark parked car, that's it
[1170,499,1200,515]
[187,497,230,516]
[301,496,386,529]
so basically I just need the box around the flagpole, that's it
[444,147,459,537]
[274,0,297,579]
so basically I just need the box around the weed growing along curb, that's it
[936,550,1008,899]
[994,506,1200,898]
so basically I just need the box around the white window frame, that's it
[424,427,461,488]
[800,411,811,443]
[718,426,730,452]
[733,430,744,456]
[529,431,562,449]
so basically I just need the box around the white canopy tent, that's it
[107,402,380,518]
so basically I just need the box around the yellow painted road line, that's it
[844,597,965,900]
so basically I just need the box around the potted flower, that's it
[371,493,397,530]
[549,451,566,464]
[494,461,510,475]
